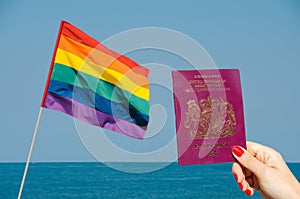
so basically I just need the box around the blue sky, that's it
[0,0,300,163]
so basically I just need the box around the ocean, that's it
[1,163,299,199]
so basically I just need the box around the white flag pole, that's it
[17,21,65,199]
[17,107,43,199]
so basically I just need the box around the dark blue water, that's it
[1,163,299,199]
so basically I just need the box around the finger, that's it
[232,162,255,196]
[244,188,254,196]
[239,178,255,196]
[232,163,249,190]
[232,145,266,177]
[246,141,264,157]
[247,141,285,168]
[244,179,255,196]
[232,162,245,183]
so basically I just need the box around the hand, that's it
[231,141,300,198]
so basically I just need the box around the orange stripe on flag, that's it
[58,35,149,89]
[61,21,148,74]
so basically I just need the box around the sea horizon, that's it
[1,161,300,163]
[1,162,300,198]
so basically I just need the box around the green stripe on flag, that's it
[50,63,149,115]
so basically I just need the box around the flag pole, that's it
[17,107,43,199]
[18,21,65,199]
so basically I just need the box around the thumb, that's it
[232,145,266,177]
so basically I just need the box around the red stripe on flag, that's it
[61,21,148,74]
[41,20,66,107]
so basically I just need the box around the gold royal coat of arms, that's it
[184,96,236,139]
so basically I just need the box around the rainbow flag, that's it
[41,21,150,139]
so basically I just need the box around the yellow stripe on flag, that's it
[54,48,149,100]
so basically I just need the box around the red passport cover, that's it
[172,69,246,165]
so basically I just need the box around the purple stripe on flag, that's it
[44,93,146,139]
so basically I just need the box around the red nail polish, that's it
[234,174,238,182]
[238,183,243,190]
[232,146,244,157]
[245,189,252,196]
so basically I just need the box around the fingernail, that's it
[245,189,252,196]
[238,183,243,190]
[232,146,244,157]
[233,174,238,182]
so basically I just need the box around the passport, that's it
[172,69,246,165]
